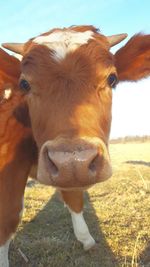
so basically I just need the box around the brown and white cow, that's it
[0,25,150,266]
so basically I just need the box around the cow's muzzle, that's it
[37,137,112,189]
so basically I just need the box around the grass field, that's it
[10,142,150,267]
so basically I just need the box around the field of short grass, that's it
[10,142,150,267]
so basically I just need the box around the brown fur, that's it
[61,191,83,213]
[0,26,150,248]
[22,33,114,146]
[0,50,36,245]
[115,34,150,81]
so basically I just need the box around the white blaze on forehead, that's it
[33,30,94,61]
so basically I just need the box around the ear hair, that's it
[115,33,150,81]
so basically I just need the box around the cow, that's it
[0,25,150,267]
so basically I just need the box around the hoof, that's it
[83,238,96,251]
[88,242,99,254]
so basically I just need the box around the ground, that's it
[10,142,150,267]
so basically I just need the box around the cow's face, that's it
[4,26,127,189]
[3,27,150,189]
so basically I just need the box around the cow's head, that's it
[3,26,150,189]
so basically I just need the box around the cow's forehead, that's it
[33,30,94,45]
[32,30,94,61]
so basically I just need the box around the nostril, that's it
[46,151,59,177]
[88,154,103,175]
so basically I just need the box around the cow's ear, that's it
[114,34,150,81]
[0,48,20,83]
[0,48,31,128]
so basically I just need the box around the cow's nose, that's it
[47,148,99,176]
[38,139,112,188]
[43,145,103,187]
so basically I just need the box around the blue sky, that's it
[0,0,150,138]
[0,0,149,43]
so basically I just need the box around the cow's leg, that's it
[0,240,10,267]
[61,190,96,250]
[0,136,36,267]
[0,178,26,267]
[0,168,28,267]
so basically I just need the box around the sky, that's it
[0,0,149,138]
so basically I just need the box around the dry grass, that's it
[10,142,150,267]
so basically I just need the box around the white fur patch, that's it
[0,239,10,267]
[3,89,12,100]
[69,210,95,250]
[13,53,23,61]
[33,30,94,61]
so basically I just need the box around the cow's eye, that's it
[107,74,118,88]
[19,79,31,92]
